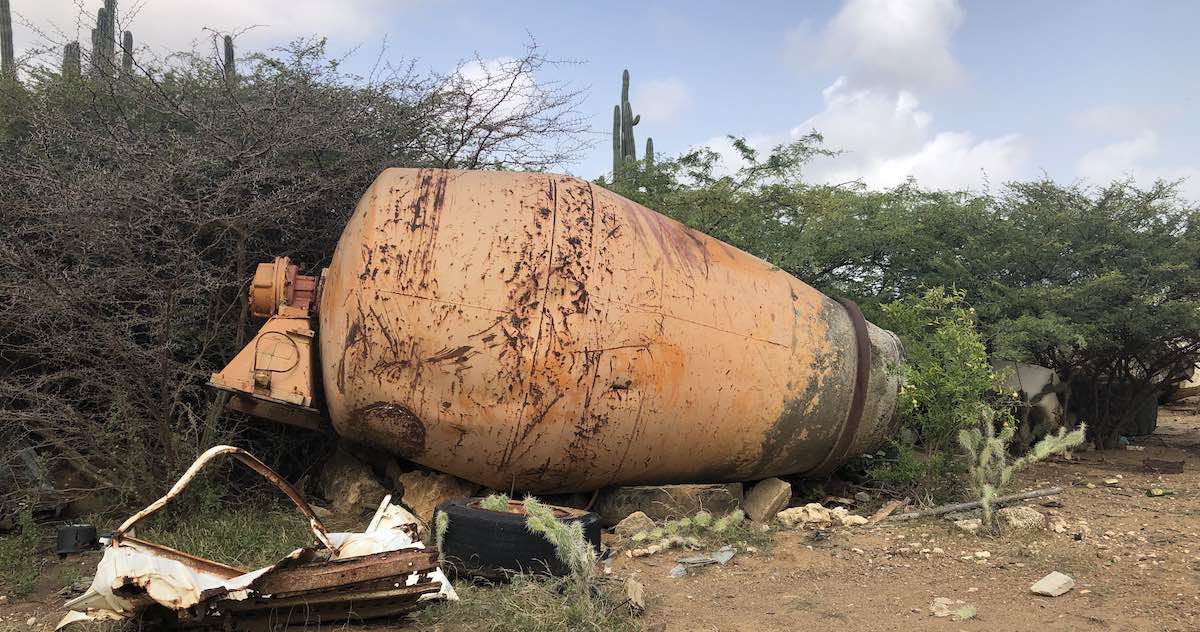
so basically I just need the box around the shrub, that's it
[867,287,1006,502]
[0,510,42,595]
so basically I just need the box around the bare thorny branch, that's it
[0,29,588,508]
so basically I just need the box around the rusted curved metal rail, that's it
[112,445,333,550]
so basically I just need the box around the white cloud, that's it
[799,80,1027,190]
[792,78,931,157]
[786,0,964,91]
[1071,104,1185,140]
[1077,131,1159,182]
[9,0,423,58]
[697,78,1027,191]
[742,0,1026,190]
[633,78,691,125]
[1077,130,1200,200]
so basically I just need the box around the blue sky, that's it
[12,0,1200,198]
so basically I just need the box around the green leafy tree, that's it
[985,180,1200,446]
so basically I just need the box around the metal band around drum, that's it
[811,297,872,475]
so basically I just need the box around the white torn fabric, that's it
[373,502,422,532]
[62,539,276,616]
[329,529,419,558]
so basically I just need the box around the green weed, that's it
[0,510,43,595]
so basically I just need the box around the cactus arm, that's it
[0,0,14,79]
[121,31,132,75]
[612,105,622,175]
[223,35,235,82]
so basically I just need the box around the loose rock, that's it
[615,511,656,538]
[777,502,867,528]
[1030,571,1075,597]
[625,577,646,613]
[743,478,792,523]
[319,447,389,514]
[997,505,1046,532]
[397,469,478,524]
[834,508,869,526]
[954,518,982,534]
[777,503,832,528]
[309,504,333,519]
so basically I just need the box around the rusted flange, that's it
[810,298,873,475]
[249,256,319,318]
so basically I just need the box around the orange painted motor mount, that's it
[214,169,904,493]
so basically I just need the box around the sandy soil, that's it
[622,403,1200,631]
[3,404,1197,631]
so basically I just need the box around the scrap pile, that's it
[57,446,455,630]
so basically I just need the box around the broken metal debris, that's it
[58,446,455,630]
[669,545,736,577]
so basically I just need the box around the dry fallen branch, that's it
[887,487,1062,522]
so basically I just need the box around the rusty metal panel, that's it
[314,168,903,493]
[251,548,437,596]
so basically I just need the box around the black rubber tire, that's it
[55,524,98,557]
[434,498,601,578]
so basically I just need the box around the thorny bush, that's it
[0,28,587,511]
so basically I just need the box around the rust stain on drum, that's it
[350,403,427,459]
[313,168,903,493]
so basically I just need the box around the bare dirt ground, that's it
[622,403,1200,632]
[3,403,1198,631]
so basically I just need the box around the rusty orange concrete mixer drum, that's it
[210,168,904,493]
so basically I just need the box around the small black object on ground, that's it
[55,524,99,557]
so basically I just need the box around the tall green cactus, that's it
[121,31,132,75]
[90,8,109,77]
[223,35,235,83]
[611,105,622,175]
[103,0,116,66]
[620,69,638,162]
[1,0,15,80]
[63,41,81,78]
[89,2,118,78]
[611,69,652,180]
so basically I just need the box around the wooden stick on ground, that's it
[869,497,908,524]
[887,486,1063,522]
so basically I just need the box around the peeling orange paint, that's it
[258,168,906,493]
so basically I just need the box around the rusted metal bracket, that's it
[112,445,333,551]
[209,317,325,430]
[811,298,873,475]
